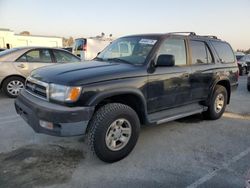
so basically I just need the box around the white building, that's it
[0,28,63,49]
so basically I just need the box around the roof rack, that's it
[199,35,218,39]
[167,32,220,40]
[168,32,196,36]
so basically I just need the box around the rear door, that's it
[189,40,216,101]
[14,49,54,77]
[147,37,192,113]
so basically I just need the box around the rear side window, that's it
[191,41,213,64]
[211,41,235,63]
[53,50,80,63]
[158,38,187,66]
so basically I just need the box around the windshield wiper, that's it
[107,58,132,65]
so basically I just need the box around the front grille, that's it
[25,78,48,100]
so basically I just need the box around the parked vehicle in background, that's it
[0,47,81,97]
[73,38,111,60]
[235,53,250,75]
[15,32,238,163]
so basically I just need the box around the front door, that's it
[147,37,192,113]
[13,49,54,77]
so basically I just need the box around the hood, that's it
[31,60,146,86]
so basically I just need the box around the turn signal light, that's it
[67,87,81,102]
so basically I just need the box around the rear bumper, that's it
[15,90,94,137]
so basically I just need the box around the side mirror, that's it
[156,54,175,67]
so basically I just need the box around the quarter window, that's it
[211,41,235,63]
[191,41,213,64]
[158,39,187,66]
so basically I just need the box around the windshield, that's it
[0,48,19,57]
[96,37,157,65]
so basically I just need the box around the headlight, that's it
[49,84,82,102]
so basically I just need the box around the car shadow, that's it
[175,113,205,124]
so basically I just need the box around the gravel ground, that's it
[0,76,249,188]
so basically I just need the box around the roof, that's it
[122,32,222,41]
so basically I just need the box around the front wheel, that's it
[2,76,25,98]
[203,85,228,120]
[87,103,140,163]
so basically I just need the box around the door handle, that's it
[17,64,25,68]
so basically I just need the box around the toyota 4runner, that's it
[15,32,239,162]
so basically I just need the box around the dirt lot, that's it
[0,76,249,188]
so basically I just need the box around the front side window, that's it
[53,50,80,63]
[158,38,187,66]
[17,49,52,63]
[191,41,213,64]
[97,37,157,65]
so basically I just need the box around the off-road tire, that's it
[87,103,140,163]
[203,85,228,120]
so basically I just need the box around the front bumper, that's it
[15,90,94,137]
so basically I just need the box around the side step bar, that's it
[157,108,206,125]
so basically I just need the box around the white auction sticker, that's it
[139,39,157,45]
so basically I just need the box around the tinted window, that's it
[158,39,187,66]
[53,50,80,63]
[191,41,213,64]
[211,41,235,63]
[17,49,52,63]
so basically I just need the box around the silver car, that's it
[0,47,81,97]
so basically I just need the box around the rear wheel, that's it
[203,85,228,120]
[87,103,140,163]
[2,76,25,98]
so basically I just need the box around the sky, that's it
[0,0,250,50]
